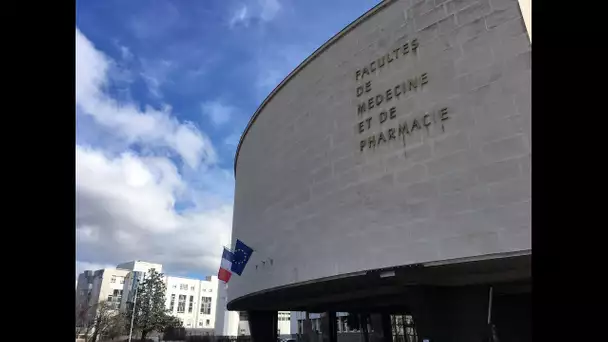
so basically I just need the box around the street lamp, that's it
[128,272,142,342]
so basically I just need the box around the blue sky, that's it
[75,0,380,279]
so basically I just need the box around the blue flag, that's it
[230,239,254,276]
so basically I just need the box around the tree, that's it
[105,313,128,340]
[88,301,119,342]
[162,314,183,330]
[76,301,95,339]
[126,269,183,341]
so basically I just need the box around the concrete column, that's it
[381,314,393,342]
[302,312,313,342]
[361,314,370,342]
[493,292,531,342]
[368,313,392,342]
[247,310,277,342]
[320,312,337,342]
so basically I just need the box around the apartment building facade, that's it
[76,260,291,337]
[75,260,217,331]
[164,275,219,329]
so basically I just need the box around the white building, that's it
[76,260,292,337]
[76,267,130,325]
[164,275,218,329]
[213,284,291,337]
[117,260,162,274]
[277,311,291,336]
[214,308,291,337]
[214,284,240,336]
[76,260,218,332]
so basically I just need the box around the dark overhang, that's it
[227,252,531,312]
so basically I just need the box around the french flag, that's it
[218,247,233,283]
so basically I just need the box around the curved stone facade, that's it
[230,0,531,304]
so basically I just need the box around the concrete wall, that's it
[230,0,531,303]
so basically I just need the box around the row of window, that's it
[107,289,123,307]
[110,275,125,284]
[171,284,213,292]
[169,295,213,314]
[184,319,211,327]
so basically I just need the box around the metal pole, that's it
[128,275,139,342]
[487,286,494,324]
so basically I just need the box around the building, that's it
[214,284,291,338]
[117,260,162,274]
[214,284,240,336]
[76,267,130,325]
[292,312,353,335]
[75,260,219,333]
[228,0,531,341]
[164,275,219,330]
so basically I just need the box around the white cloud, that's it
[75,28,234,278]
[120,45,133,61]
[140,59,174,99]
[76,29,215,169]
[76,145,233,276]
[224,133,241,147]
[201,100,236,126]
[254,44,311,100]
[259,0,282,21]
[229,5,249,28]
[229,0,283,27]
[256,68,285,94]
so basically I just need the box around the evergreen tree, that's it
[126,269,182,341]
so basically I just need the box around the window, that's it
[169,294,175,312]
[113,289,123,304]
[177,295,186,313]
[199,321,203,327]
[202,289,206,292]
[106,289,123,309]
[200,297,212,315]
[190,286,195,291]
[208,289,212,292]
[188,296,194,313]
[110,275,116,283]
[206,319,210,326]
[119,277,124,284]
[180,284,188,290]
[172,284,177,289]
